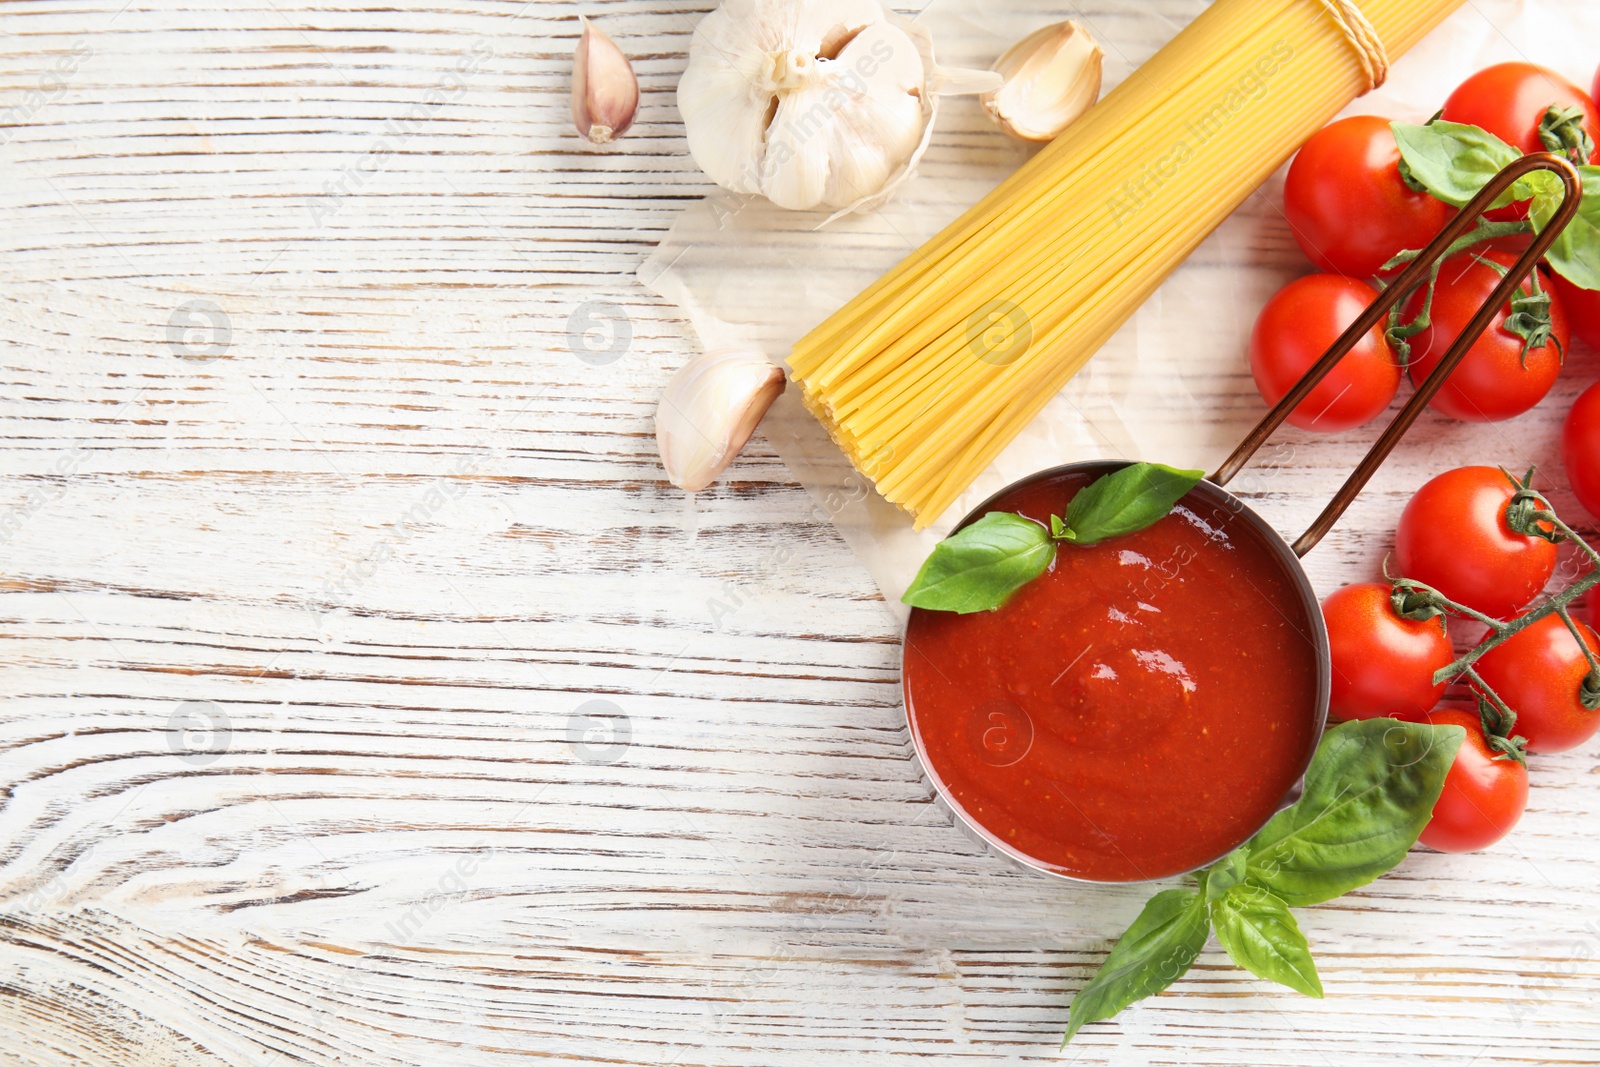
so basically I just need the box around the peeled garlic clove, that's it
[572,15,638,145]
[982,20,1103,143]
[657,352,786,492]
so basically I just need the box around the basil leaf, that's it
[1204,847,1247,903]
[1243,719,1465,908]
[1210,884,1323,998]
[1064,888,1210,1046]
[1531,165,1600,292]
[1516,168,1567,217]
[1510,167,1561,211]
[1391,120,1520,208]
[901,512,1054,614]
[1054,463,1204,546]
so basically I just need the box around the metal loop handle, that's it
[1212,152,1584,557]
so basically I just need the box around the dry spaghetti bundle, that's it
[788,0,1465,528]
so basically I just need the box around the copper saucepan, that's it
[902,153,1585,883]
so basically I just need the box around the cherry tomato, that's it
[1283,116,1456,278]
[1250,275,1400,432]
[1442,62,1600,159]
[1473,612,1600,753]
[1403,707,1526,853]
[1442,63,1600,221]
[1562,380,1600,520]
[1550,273,1600,351]
[1404,251,1569,423]
[1395,466,1558,620]
[1322,583,1453,722]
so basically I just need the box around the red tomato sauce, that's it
[903,469,1322,882]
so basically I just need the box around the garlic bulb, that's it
[572,15,638,144]
[657,351,786,492]
[678,0,1001,215]
[982,21,1104,143]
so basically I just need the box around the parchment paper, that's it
[639,0,1600,619]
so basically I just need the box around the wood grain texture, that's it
[1,0,1598,1063]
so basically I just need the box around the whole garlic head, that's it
[678,0,999,215]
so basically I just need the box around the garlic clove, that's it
[981,20,1103,143]
[572,15,639,145]
[656,351,786,492]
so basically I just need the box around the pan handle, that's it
[1211,152,1584,558]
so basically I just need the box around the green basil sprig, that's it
[901,463,1204,614]
[1531,164,1600,291]
[899,512,1054,615]
[1050,462,1204,546]
[1390,120,1600,292]
[1210,882,1323,998]
[1391,120,1525,208]
[1064,718,1465,1045]
[1062,888,1210,1042]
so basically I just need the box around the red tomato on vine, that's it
[1250,274,1400,432]
[1402,707,1526,853]
[1442,63,1600,221]
[1550,273,1600,351]
[1562,380,1600,521]
[1394,466,1557,621]
[1403,251,1568,423]
[1284,116,1456,278]
[1442,62,1600,160]
[1473,612,1600,754]
[1322,583,1453,722]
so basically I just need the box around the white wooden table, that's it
[3,1,1599,1063]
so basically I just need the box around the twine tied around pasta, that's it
[1318,0,1390,91]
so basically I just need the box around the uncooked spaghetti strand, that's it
[792,0,1466,526]
[789,1,1292,366]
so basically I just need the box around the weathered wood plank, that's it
[1,0,1598,1062]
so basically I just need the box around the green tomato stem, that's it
[1383,219,1535,272]
[1383,220,1538,354]
[1419,488,1600,691]
[1463,668,1529,765]
[1553,605,1600,712]
[1394,579,1504,630]
[1543,511,1600,571]
[1555,604,1600,675]
[1429,561,1600,686]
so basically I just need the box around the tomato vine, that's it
[1388,469,1600,763]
